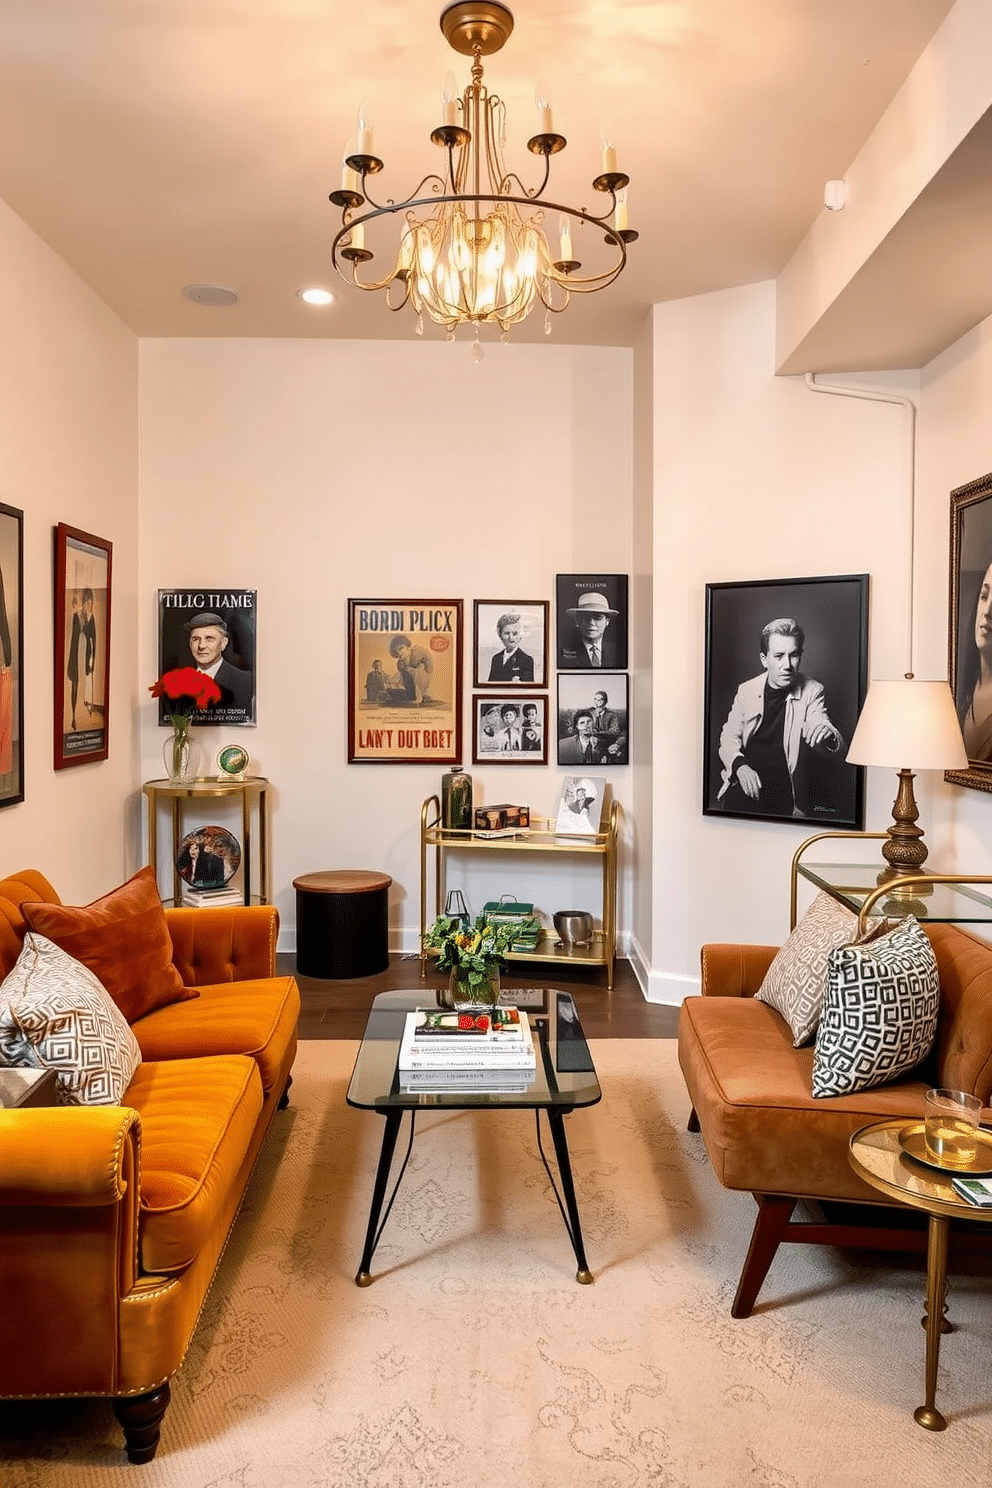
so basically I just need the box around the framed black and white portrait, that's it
[472,694,547,764]
[703,574,868,829]
[947,472,992,793]
[158,589,256,727]
[556,574,629,671]
[557,673,629,766]
[474,600,548,688]
[0,503,23,806]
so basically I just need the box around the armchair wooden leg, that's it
[687,1106,700,1133]
[732,1194,797,1319]
[112,1381,171,1463]
[277,1074,293,1111]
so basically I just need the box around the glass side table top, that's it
[798,863,992,923]
[849,1119,992,1220]
[346,988,602,1112]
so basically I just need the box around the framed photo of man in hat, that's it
[157,589,256,726]
[556,574,629,671]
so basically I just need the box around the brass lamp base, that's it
[877,768,934,898]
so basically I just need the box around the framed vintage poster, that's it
[702,574,868,829]
[473,600,548,688]
[947,472,992,792]
[0,504,23,805]
[472,694,548,764]
[557,673,629,766]
[157,590,256,727]
[54,523,112,770]
[556,574,629,670]
[349,599,463,764]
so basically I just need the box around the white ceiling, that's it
[0,1,962,349]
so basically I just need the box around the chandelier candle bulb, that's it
[600,125,617,175]
[615,189,628,233]
[357,100,374,156]
[441,72,458,126]
[349,222,365,251]
[535,81,553,135]
[559,215,572,262]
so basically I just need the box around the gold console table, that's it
[143,777,270,906]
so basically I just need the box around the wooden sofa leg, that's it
[112,1382,171,1464]
[687,1106,700,1133]
[731,1194,797,1319]
[278,1074,293,1111]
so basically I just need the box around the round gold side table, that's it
[849,1117,992,1431]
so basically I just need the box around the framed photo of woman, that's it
[948,472,992,792]
[473,600,548,688]
[0,503,24,808]
[54,523,112,770]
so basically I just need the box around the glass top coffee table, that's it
[346,988,602,1286]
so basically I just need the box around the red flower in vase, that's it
[149,666,222,715]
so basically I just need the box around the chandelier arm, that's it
[350,171,447,214]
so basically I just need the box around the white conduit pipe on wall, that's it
[804,371,918,677]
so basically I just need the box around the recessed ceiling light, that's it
[297,287,334,306]
[182,283,239,307]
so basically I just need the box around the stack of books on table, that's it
[180,885,244,908]
[397,1007,536,1092]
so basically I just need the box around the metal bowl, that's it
[553,910,593,947]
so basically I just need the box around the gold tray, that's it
[898,1121,992,1177]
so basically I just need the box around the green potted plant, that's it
[423,912,515,1011]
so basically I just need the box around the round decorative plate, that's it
[176,826,242,888]
[897,1121,992,1177]
[217,744,250,778]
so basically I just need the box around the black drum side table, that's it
[293,869,392,979]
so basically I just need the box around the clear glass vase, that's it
[163,719,198,784]
[447,965,501,1014]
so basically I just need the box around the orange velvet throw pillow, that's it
[22,865,197,1024]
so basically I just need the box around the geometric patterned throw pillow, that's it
[756,891,877,1047]
[811,916,939,1098]
[0,932,142,1105]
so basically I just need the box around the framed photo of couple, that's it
[702,574,868,829]
[948,472,992,792]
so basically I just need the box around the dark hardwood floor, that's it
[284,952,679,1040]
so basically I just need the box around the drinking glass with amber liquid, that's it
[924,1088,982,1167]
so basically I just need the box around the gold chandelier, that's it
[328,1,636,342]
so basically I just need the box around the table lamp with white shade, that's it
[846,674,968,882]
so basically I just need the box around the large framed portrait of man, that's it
[0,504,23,805]
[556,574,628,670]
[158,589,256,727]
[703,574,868,829]
[947,472,992,793]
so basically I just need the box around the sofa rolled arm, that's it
[166,904,279,984]
[0,1106,139,1206]
[700,943,778,998]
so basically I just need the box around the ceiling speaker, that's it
[182,283,239,307]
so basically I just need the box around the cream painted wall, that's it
[0,200,139,902]
[137,338,633,951]
[643,281,921,1001]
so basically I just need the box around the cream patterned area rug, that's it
[3,1039,992,1488]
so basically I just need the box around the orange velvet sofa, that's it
[678,922,992,1319]
[0,870,300,1463]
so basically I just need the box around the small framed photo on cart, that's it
[702,573,868,828]
[54,523,112,770]
[0,503,23,806]
[473,600,548,688]
[556,574,629,671]
[557,673,629,766]
[473,694,548,764]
